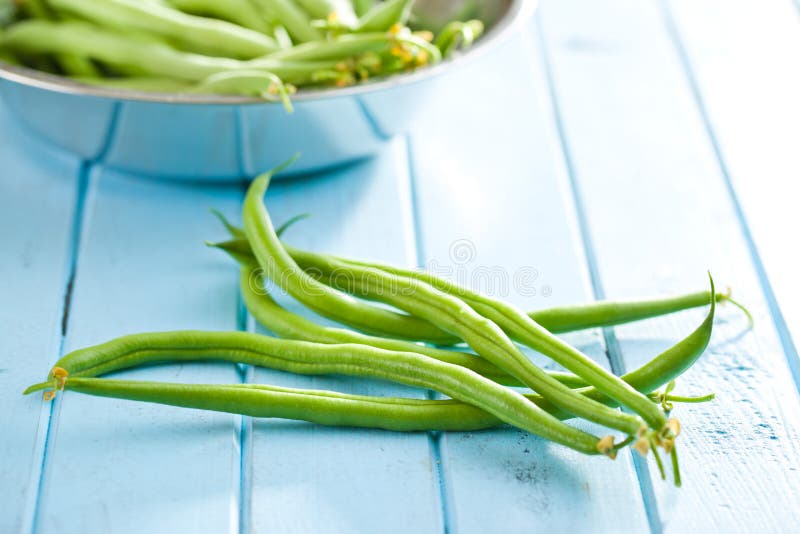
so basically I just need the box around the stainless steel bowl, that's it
[0,0,533,181]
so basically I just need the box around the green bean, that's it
[263,30,439,74]
[29,331,608,455]
[351,0,375,18]
[237,259,719,392]
[17,0,100,76]
[239,266,533,386]
[20,376,697,433]
[1,20,242,79]
[26,297,714,440]
[250,0,323,43]
[0,0,13,25]
[190,70,295,111]
[209,229,745,335]
[165,0,274,35]
[355,0,413,32]
[273,24,293,49]
[243,166,650,438]
[260,239,721,438]
[266,33,391,61]
[1,21,342,84]
[238,179,456,344]
[3,0,487,97]
[435,19,484,58]
[283,244,668,434]
[529,290,751,333]
[50,0,278,59]
[296,254,716,440]
[0,48,18,65]
[212,204,700,442]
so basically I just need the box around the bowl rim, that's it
[0,0,533,105]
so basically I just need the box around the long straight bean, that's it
[242,166,649,438]
[27,296,714,436]
[209,233,743,335]
[29,331,608,455]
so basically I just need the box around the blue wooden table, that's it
[2,1,799,532]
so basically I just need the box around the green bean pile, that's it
[25,161,752,486]
[0,0,485,108]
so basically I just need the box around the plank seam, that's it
[236,291,255,534]
[403,134,454,534]
[658,0,800,395]
[233,161,253,534]
[529,15,663,534]
[24,102,122,534]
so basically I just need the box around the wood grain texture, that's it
[0,104,81,534]
[2,0,798,530]
[406,33,650,534]
[664,0,800,386]
[31,169,244,534]
[536,0,800,530]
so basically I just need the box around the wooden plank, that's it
[665,0,800,383]
[406,33,650,533]
[536,0,800,530]
[248,141,443,534]
[31,168,244,533]
[0,103,82,533]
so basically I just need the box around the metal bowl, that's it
[0,0,533,181]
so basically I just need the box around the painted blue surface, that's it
[1,1,799,532]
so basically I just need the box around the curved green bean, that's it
[239,266,542,387]
[30,331,608,455]
[237,174,458,345]
[208,228,745,335]
[297,254,723,438]
[239,263,720,393]
[242,166,649,438]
